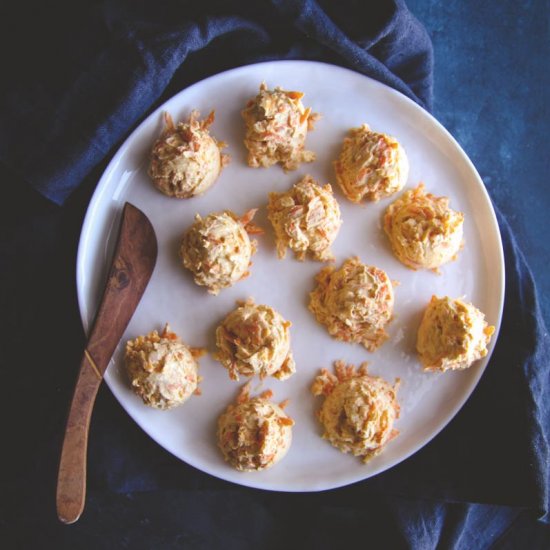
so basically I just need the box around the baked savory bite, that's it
[383,183,464,272]
[217,382,294,472]
[267,174,342,261]
[124,324,204,410]
[148,111,229,198]
[180,209,263,295]
[334,124,409,203]
[241,82,319,171]
[309,257,395,352]
[417,295,495,372]
[311,361,400,462]
[214,298,296,381]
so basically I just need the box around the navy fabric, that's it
[0,0,432,205]
[82,208,550,520]
[1,0,549,548]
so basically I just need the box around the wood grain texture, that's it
[56,353,101,524]
[56,203,157,524]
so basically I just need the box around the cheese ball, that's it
[268,175,342,262]
[311,361,400,462]
[217,383,294,472]
[242,82,319,171]
[180,209,262,295]
[124,325,204,410]
[309,257,394,351]
[417,296,495,372]
[149,111,229,198]
[383,183,464,272]
[214,298,296,381]
[334,124,409,203]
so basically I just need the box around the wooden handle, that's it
[56,203,157,524]
[56,351,103,524]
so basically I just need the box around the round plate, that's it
[77,60,504,492]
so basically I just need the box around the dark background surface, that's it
[1,0,549,548]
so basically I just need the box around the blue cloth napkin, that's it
[86,207,550,510]
[0,0,432,205]
[2,0,548,548]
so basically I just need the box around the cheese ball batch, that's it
[214,298,296,382]
[383,184,464,273]
[121,82,495,472]
[311,361,400,462]
[334,124,409,203]
[217,382,294,472]
[149,111,229,198]
[309,257,395,352]
[417,296,495,372]
[125,324,205,410]
[242,82,319,171]
[267,174,342,262]
[180,209,263,295]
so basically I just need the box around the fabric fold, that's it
[0,0,432,205]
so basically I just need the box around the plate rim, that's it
[76,59,505,492]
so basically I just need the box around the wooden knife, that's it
[56,202,157,524]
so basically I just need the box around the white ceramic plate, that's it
[77,60,504,492]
